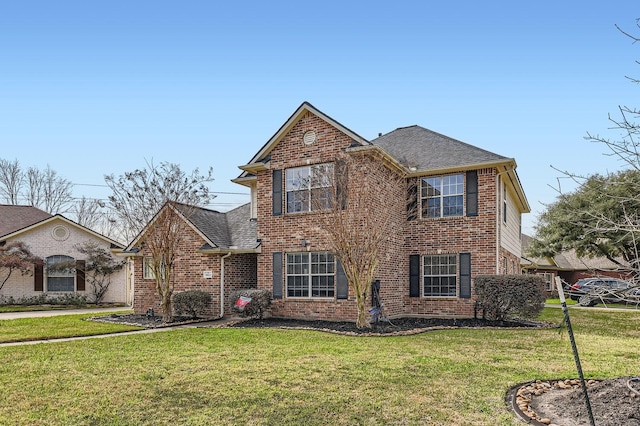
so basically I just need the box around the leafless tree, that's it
[72,196,105,231]
[105,161,214,321]
[24,165,73,214]
[0,159,23,204]
[311,152,404,329]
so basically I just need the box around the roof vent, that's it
[303,130,317,145]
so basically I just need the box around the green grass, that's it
[0,312,141,343]
[0,308,638,425]
[545,297,577,305]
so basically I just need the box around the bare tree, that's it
[25,165,73,214]
[311,152,404,329]
[0,241,42,292]
[105,161,214,321]
[72,196,105,231]
[75,241,125,304]
[0,159,23,204]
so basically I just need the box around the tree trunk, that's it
[161,292,172,322]
[354,289,371,329]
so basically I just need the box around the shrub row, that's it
[0,293,88,306]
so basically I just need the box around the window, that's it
[286,163,334,213]
[143,257,155,279]
[503,183,508,224]
[423,254,457,297]
[538,273,554,292]
[46,255,75,292]
[421,174,464,218]
[286,252,335,298]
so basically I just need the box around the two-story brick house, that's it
[233,102,530,320]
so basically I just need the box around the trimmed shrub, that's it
[229,289,272,319]
[0,293,87,306]
[173,290,212,319]
[475,274,546,321]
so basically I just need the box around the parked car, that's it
[565,277,638,306]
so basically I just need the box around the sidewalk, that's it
[0,308,242,347]
[0,306,132,320]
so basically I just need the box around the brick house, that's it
[0,205,129,304]
[232,102,530,320]
[126,203,259,318]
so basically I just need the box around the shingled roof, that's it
[0,205,53,238]
[176,203,258,251]
[371,125,509,171]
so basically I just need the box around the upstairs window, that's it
[421,174,464,218]
[46,255,75,292]
[286,163,333,213]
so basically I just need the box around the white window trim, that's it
[422,254,458,298]
[285,163,334,214]
[420,174,464,219]
[286,251,335,298]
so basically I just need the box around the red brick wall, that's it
[132,223,257,318]
[254,111,521,321]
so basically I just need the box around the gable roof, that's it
[521,234,626,271]
[0,205,124,249]
[371,125,509,172]
[0,205,53,237]
[234,101,369,180]
[126,202,259,254]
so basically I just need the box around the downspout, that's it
[220,252,232,318]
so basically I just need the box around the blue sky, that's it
[1,1,638,235]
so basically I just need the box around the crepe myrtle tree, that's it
[0,241,43,292]
[307,152,404,329]
[105,161,214,322]
[532,20,640,280]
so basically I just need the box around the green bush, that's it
[173,290,212,319]
[229,289,272,319]
[475,275,546,321]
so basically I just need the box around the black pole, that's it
[557,283,596,426]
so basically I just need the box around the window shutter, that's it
[459,252,471,298]
[272,252,283,299]
[336,258,348,299]
[34,263,43,291]
[407,178,418,221]
[76,260,86,291]
[409,254,420,297]
[466,170,478,217]
[335,160,348,210]
[272,169,283,216]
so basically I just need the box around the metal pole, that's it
[556,282,596,426]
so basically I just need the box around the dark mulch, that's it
[230,316,552,335]
[90,313,211,328]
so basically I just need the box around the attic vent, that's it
[303,130,317,145]
[52,225,70,241]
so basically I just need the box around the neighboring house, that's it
[0,205,130,304]
[521,233,633,294]
[125,203,259,318]
[231,102,530,320]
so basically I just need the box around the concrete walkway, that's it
[0,307,237,348]
[0,306,132,320]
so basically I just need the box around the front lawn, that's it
[0,308,637,425]
[0,312,141,343]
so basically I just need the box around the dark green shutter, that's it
[466,170,478,217]
[272,252,283,299]
[459,253,471,298]
[76,260,86,291]
[336,258,348,299]
[409,254,420,297]
[273,169,283,216]
[34,263,43,291]
[407,178,418,221]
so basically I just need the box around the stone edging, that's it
[506,379,600,425]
